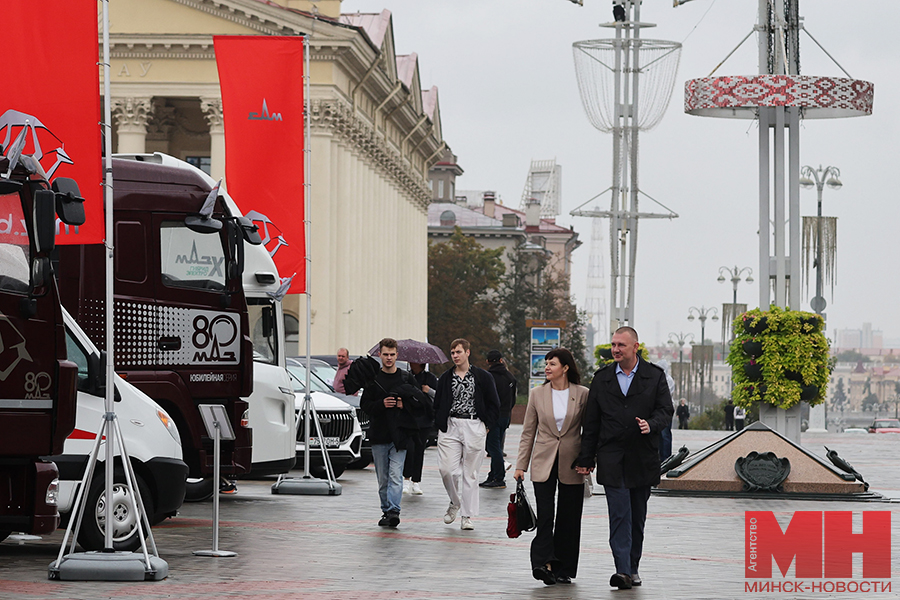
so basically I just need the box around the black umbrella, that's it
[367,339,448,364]
[342,355,381,396]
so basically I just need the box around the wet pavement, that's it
[2,427,899,599]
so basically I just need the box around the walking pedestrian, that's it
[676,398,690,430]
[734,405,746,430]
[514,348,589,586]
[433,339,500,531]
[481,349,516,489]
[403,362,437,495]
[360,338,426,528]
[576,326,674,590]
[724,399,735,431]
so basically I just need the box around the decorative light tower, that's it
[679,0,873,442]
[688,306,718,409]
[570,0,681,333]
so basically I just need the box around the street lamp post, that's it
[717,265,754,328]
[688,306,718,408]
[799,165,842,316]
[667,331,695,400]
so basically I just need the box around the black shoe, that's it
[609,573,633,590]
[478,478,494,488]
[555,574,572,584]
[482,480,506,489]
[387,511,400,528]
[378,513,391,527]
[532,565,556,586]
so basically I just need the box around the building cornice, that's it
[310,99,431,210]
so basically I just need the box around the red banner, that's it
[214,36,306,294]
[3,1,103,245]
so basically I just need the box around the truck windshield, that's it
[159,221,226,291]
[249,298,278,365]
[0,192,30,293]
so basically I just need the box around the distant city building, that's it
[835,323,883,349]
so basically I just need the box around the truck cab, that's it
[0,144,83,541]
[57,158,257,500]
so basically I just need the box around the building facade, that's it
[106,0,447,355]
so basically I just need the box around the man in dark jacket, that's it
[360,338,425,528]
[481,349,516,488]
[433,338,500,531]
[576,327,674,590]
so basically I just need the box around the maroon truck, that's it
[0,150,84,540]
[58,157,259,500]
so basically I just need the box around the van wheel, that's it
[183,477,215,502]
[77,475,153,552]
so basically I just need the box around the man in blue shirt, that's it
[576,326,674,590]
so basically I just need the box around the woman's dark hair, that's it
[545,348,580,385]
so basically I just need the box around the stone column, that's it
[111,97,153,154]
[201,97,226,183]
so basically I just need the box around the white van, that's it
[49,309,187,551]
[113,153,296,485]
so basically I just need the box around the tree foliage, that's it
[427,228,504,369]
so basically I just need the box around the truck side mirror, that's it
[0,178,23,195]
[51,177,86,226]
[90,351,122,402]
[184,214,223,234]
[33,189,56,254]
[225,219,244,280]
[261,305,274,338]
[237,216,262,245]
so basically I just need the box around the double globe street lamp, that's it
[799,165,841,316]
[688,306,718,408]
[667,331,694,401]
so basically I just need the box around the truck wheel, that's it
[77,474,153,552]
[183,477,215,502]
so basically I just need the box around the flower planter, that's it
[744,363,763,381]
[743,316,768,334]
[800,385,819,402]
[742,340,763,357]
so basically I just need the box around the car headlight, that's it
[156,409,181,445]
[46,478,59,506]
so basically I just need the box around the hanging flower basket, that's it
[727,306,830,410]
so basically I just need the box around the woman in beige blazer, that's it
[514,348,589,586]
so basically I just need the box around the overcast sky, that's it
[344,0,900,348]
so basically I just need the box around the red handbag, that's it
[506,491,521,538]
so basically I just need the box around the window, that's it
[438,179,444,199]
[65,328,91,392]
[0,193,30,293]
[159,221,226,291]
[185,156,212,175]
[284,313,300,355]
[249,298,278,365]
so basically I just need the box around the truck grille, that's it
[296,410,354,442]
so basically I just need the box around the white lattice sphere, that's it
[573,38,682,133]
[684,75,874,119]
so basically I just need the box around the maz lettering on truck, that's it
[111,302,241,367]
[174,241,225,278]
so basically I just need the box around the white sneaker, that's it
[402,480,411,494]
[460,516,474,530]
[443,503,459,524]
[411,481,423,495]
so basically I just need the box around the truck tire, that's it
[78,474,153,552]
[183,477,215,502]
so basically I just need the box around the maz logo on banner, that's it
[746,511,891,580]
[248,99,282,121]
[244,210,289,259]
